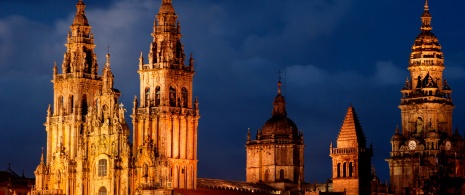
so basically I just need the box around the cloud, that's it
[287,61,404,88]
[369,61,406,85]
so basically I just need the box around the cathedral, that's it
[386,0,465,194]
[31,0,198,194]
[26,0,465,195]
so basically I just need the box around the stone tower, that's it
[386,1,465,194]
[131,0,199,192]
[330,106,372,195]
[246,81,304,191]
[32,0,132,195]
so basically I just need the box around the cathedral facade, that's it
[27,0,465,195]
[32,1,132,194]
[386,1,465,194]
[32,0,198,194]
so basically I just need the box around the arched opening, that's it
[69,95,74,114]
[169,87,176,107]
[337,163,341,178]
[349,162,353,177]
[95,98,99,114]
[98,186,107,195]
[98,159,107,177]
[181,88,188,108]
[264,169,270,182]
[145,87,151,107]
[343,162,347,177]
[416,117,423,134]
[155,86,161,106]
[82,94,88,116]
[58,95,64,114]
[279,169,284,180]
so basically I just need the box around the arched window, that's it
[181,88,188,108]
[337,163,341,178]
[82,94,88,116]
[279,169,284,180]
[169,87,176,107]
[98,186,107,195]
[145,87,151,107]
[155,86,161,106]
[349,162,353,177]
[343,162,347,177]
[98,159,107,177]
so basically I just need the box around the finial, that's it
[424,0,429,11]
[105,52,111,68]
[247,128,251,141]
[395,125,400,134]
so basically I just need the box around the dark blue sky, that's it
[1,0,465,184]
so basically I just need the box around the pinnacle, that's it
[337,106,367,148]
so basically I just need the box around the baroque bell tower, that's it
[386,1,465,194]
[32,0,132,195]
[131,0,199,192]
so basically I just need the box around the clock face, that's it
[445,141,452,151]
[408,140,416,150]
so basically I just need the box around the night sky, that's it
[1,0,465,184]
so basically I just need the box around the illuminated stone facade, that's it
[32,1,131,194]
[245,81,304,191]
[330,106,372,195]
[386,1,465,194]
[131,0,199,192]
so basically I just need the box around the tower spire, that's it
[420,0,432,31]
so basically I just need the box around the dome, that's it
[35,162,47,175]
[391,132,403,141]
[159,0,175,14]
[73,1,89,26]
[262,113,299,137]
[73,14,89,26]
[261,82,299,137]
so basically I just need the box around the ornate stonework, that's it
[32,0,131,194]
[330,106,372,195]
[386,1,465,194]
[245,81,304,190]
[131,0,199,192]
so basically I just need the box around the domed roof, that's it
[391,127,403,141]
[159,0,176,15]
[35,150,47,174]
[261,82,299,137]
[73,0,89,26]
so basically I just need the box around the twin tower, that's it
[32,0,198,194]
[30,0,462,195]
